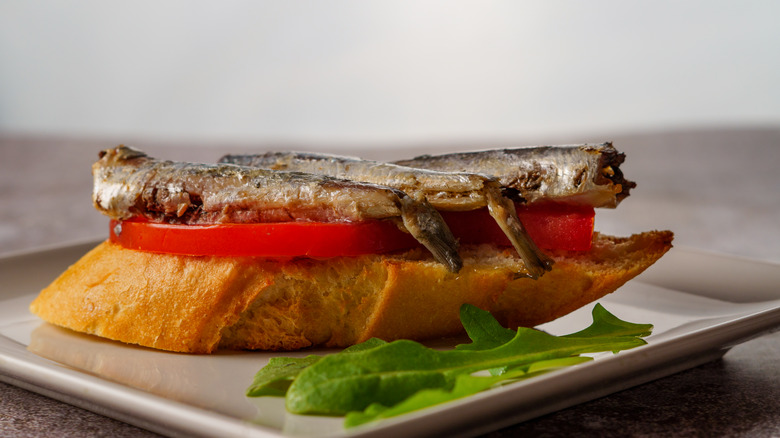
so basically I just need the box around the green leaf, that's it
[344,368,527,427]
[245,303,653,429]
[285,323,646,415]
[341,337,389,353]
[246,338,387,397]
[285,340,453,415]
[344,356,592,427]
[455,304,516,351]
[246,355,321,397]
[564,303,653,339]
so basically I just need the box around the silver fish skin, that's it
[393,143,635,208]
[92,146,462,272]
[220,151,496,211]
[219,152,553,279]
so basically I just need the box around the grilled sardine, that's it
[92,146,462,272]
[394,143,634,208]
[219,152,553,279]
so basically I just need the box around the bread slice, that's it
[29,231,673,353]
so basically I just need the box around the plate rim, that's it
[1,242,779,437]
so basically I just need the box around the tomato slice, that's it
[109,203,595,257]
[109,218,420,257]
[441,203,595,251]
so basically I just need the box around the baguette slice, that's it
[30,231,672,353]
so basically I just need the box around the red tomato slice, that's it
[109,218,420,257]
[441,203,595,251]
[109,203,595,257]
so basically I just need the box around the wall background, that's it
[1,1,779,146]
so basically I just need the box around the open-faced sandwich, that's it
[30,143,673,353]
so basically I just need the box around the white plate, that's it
[1,242,779,438]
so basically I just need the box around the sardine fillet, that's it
[394,143,635,208]
[92,145,463,272]
[219,151,496,211]
[93,146,408,224]
[219,151,554,278]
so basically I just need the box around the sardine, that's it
[219,152,553,279]
[92,145,462,272]
[393,143,635,208]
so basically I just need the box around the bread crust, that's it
[30,231,672,353]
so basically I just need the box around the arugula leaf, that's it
[285,321,646,415]
[344,356,591,427]
[564,303,653,339]
[246,355,320,397]
[246,303,652,428]
[342,337,389,352]
[246,337,387,397]
[455,304,516,351]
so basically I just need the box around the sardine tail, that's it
[399,197,463,273]
[485,184,554,279]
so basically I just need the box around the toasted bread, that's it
[29,231,672,353]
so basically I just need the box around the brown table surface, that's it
[2,128,779,437]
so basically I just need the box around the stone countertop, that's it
[1,128,779,437]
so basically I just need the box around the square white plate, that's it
[1,242,779,438]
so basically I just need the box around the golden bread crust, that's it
[30,231,673,353]
[489,231,675,328]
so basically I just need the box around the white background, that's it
[1,1,779,145]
